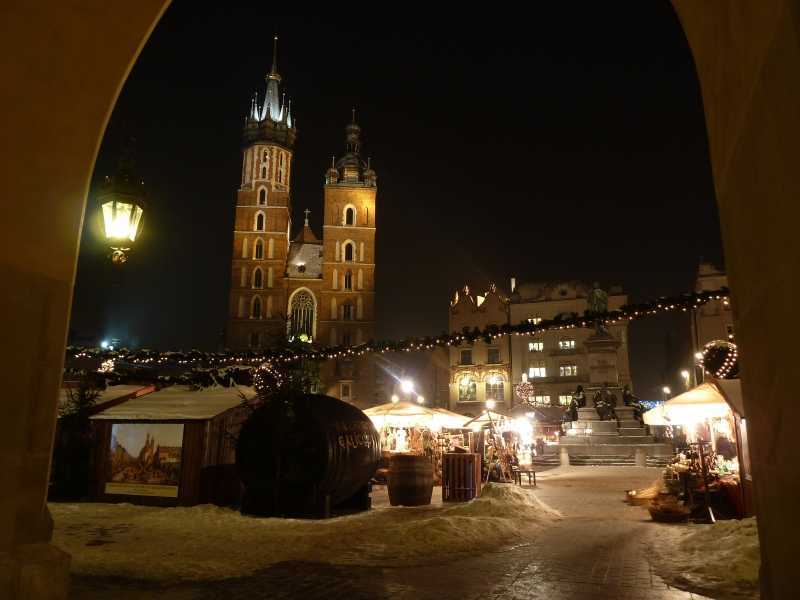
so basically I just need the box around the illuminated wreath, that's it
[253,361,287,402]
[699,340,739,379]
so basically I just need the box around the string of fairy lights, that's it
[65,287,733,385]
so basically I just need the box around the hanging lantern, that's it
[100,140,146,264]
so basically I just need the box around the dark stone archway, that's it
[1,2,798,598]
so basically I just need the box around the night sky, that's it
[70,2,723,400]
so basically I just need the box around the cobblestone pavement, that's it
[70,467,719,600]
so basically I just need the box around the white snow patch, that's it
[51,484,559,581]
[652,517,760,598]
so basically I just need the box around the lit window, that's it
[529,363,546,378]
[559,364,578,377]
[485,380,504,402]
[528,316,542,325]
[559,339,576,350]
[487,348,501,364]
[458,377,477,402]
[530,395,550,406]
[558,394,572,406]
[340,383,352,401]
[460,350,472,365]
[345,207,355,226]
[289,291,315,338]
[528,341,543,352]
[254,239,264,260]
[344,270,353,291]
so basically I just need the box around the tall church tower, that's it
[227,37,296,349]
[317,117,377,348]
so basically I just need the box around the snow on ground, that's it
[652,517,760,598]
[51,483,560,582]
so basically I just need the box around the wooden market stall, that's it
[89,385,255,507]
[643,379,752,519]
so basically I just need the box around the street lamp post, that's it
[680,369,691,391]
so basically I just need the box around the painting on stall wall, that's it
[105,423,184,498]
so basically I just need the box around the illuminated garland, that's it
[65,287,730,370]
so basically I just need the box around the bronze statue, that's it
[587,282,609,333]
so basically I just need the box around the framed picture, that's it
[105,423,184,498]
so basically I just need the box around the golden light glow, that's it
[102,199,143,242]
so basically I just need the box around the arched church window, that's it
[253,268,263,289]
[255,212,265,231]
[254,239,264,259]
[289,291,315,339]
[252,296,262,319]
[344,270,352,290]
[345,207,355,226]
[344,242,354,262]
[258,188,267,205]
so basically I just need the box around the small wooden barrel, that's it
[388,454,433,506]
[442,453,481,502]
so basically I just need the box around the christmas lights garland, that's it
[65,287,730,373]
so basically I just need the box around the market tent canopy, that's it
[714,378,744,417]
[643,382,733,426]
[463,409,508,429]
[363,401,467,429]
[90,385,255,421]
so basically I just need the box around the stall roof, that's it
[643,382,734,426]
[713,378,744,416]
[363,401,467,429]
[91,386,255,421]
[60,384,154,414]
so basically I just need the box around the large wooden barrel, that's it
[388,454,433,506]
[236,393,380,517]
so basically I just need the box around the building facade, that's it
[225,42,378,407]
[447,280,633,415]
[691,261,734,353]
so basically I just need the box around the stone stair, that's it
[531,454,673,467]
[553,406,673,463]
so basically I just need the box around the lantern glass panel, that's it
[102,199,143,242]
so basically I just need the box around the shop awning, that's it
[643,382,734,426]
[363,402,468,430]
